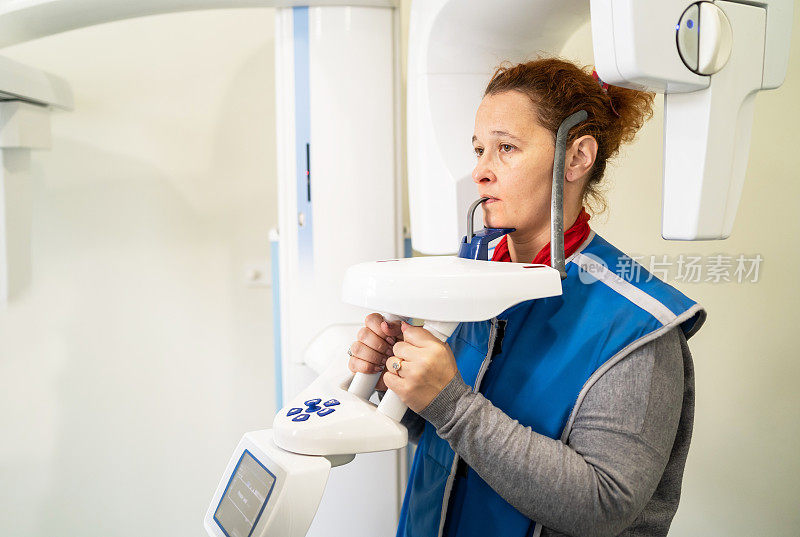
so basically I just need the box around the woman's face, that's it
[471,90,557,233]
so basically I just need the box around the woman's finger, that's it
[391,340,424,363]
[399,321,439,347]
[385,356,407,377]
[356,325,393,356]
[376,376,388,392]
[350,340,388,367]
[348,355,383,374]
[382,369,401,393]
[382,366,416,394]
[366,313,402,344]
[380,320,404,340]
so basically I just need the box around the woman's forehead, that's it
[475,91,539,138]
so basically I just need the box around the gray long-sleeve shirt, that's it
[399,325,695,537]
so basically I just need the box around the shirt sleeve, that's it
[418,326,685,537]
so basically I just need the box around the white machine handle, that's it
[348,316,458,422]
[377,320,457,422]
[347,313,403,400]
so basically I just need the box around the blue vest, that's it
[396,232,706,537]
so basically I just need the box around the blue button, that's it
[304,398,322,406]
[323,399,340,407]
[286,407,302,417]
[305,405,321,413]
[292,414,310,422]
[318,408,336,417]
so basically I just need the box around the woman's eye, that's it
[474,147,483,157]
[500,144,514,153]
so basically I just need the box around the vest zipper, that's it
[436,317,500,537]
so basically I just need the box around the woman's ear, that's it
[565,135,598,183]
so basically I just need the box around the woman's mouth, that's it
[483,197,500,204]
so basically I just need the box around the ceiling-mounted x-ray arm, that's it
[0,0,399,306]
[0,0,396,49]
[591,0,792,240]
[0,0,397,106]
[408,0,793,253]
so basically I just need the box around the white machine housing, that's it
[273,341,409,455]
[271,254,562,456]
[342,256,562,323]
[0,2,406,536]
[204,429,336,537]
[407,0,793,252]
[340,254,563,422]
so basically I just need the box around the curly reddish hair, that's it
[484,57,655,213]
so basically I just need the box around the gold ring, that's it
[391,358,403,373]
[347,347,355,357]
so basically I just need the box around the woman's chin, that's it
[483,204,516,230]
[484,215,511,230]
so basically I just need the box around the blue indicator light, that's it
[292,414,310,422]
[286,407,302,416]
[676,24,680,31]
[687,19,694,29]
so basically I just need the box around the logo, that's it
[577,253,608,285]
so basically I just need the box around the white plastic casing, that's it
[590,0,709,93]
[590,0,791,239]
[273,361,408,455]
[661,1,768,239]
[204,430,331,537]
[274,255,564,455]
[342,256,563,322]
[0,101,53,305]
[341,255,563,422]
[591,0,792,91]
[0,0,397,53]
[274,4,400,397]
[407,0,589,254]
[274,386,409,455]
[408,0,793,247]
[273,6,405,535]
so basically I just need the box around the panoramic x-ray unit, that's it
[0,0,791,536]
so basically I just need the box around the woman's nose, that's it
[472,156,496,184]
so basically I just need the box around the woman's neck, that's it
[507,226,551,264]
[507,205,583,263]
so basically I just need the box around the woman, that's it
[348,57,706,537]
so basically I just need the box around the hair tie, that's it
[591,69,620,118]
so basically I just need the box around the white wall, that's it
[0,9,278,537]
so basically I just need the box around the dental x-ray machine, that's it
[205,1,793,536]
[0,0,791,536]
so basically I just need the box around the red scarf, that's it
[491,207,592,265]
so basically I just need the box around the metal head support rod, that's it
[551,110,588,279]
[466,196,491,240]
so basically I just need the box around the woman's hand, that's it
[383,321,459,413]
[347,313,403,392]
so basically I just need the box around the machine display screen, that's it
[214,450,276,537]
